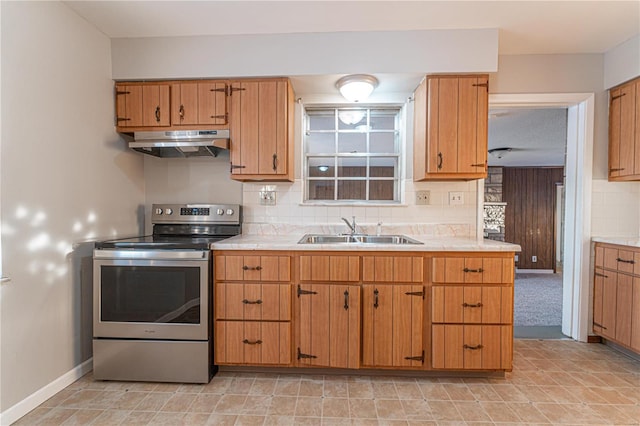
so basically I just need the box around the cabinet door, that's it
[198,82,228,125]
[229,79,292,180]
[362,284,424,367]
[600,272,618,340]
[615,273,633,346]
[297,284,360,369]
[215,283,291,321]
[432,286,512,324]
[171,83,199,125]
[432,325,510,370]
[609,81,636,179]
[362,255,423,282]
[457,75,488,175]
[115,84,143,127]
[142,85,170,127]
[631,277,640,352]
[299,255,360,282]
[215,321,290,365]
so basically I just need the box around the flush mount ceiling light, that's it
[338,110,366,125]
[317,165,330,172]
[488,147,512,159]
[336,74,379,102]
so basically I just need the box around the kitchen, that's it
[1,1,639,425]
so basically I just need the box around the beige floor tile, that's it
[507,401,552,423]
[418,383,451,400]
[58,389,103,408]
[263,415,296,425]
[181,412,211,425]
[323,381,348,398]
[274,379,301,396]
[453,400,491,422]
[205,413,238,425]
[149,411,187,425]
[189,393,221,413]
[160,392,197,412]
[59,408,103,425]
[108,390,148,410]
[14,407,53,425]
[134,392,173,411]
[348,382,374,399]
[490,384,529,402]
[372,382,399,399]
[268,396,298,416]
[401,398,433,421]
[375,399,406,420]
[90,409,131,425]
[479,401,521,422]
[587,403,639,425]
[153,383,181,392]
[394,383,422,399]
[226,377,256,394]
[120,410,156,425]
[465,384,503,401]
[293,417,322,425]
[441,383,475,401]
[589,386,637,404]
[242,395,272,415]
[41,390,78,408]
[322,397,350,418]
[249,378,277,395]
[299,380,324,397]
[215,394,248,414]
[235,414,267,425]
[176,383,205,394]
[349,398,377,419]
[535,385,581,403]
[201,377,232,394]
[321,418,352,425]
[295,396,323,417]
[426,400,463,421]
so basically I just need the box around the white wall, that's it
[604,34,640,89]
[0,1,145,415]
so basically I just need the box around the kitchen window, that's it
[304,107,402,203]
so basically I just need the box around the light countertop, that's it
[592,237,640,248]
[211,233,521,252]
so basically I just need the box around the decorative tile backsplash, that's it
[242,179,478,238]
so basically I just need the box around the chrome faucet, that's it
[341,216,357,235]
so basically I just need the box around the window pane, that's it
[370,132,396,153]
[308,111,335,131]
[338,157,367,177]
[337,180,366,200]
[308,180,335,200]
[308,157,334,177]
[338,133,366,153]
[337,110,366,129]
[369,180,395,200]
[370,110,397,130]
[370,157,396,177]
[306,132,335,154]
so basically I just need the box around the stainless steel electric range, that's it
[92,203,241,383]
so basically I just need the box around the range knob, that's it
[165,208,173,215]
[155,208,163,215]
[216,208,224,215]
[226,209,235,216]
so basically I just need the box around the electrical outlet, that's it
[532,255,538,263]
[449,192,464,205]
[259,190,276,206]
[416,190,430,205]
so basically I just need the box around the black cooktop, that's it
[94,234,234,250]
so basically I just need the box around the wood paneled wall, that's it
[503,167,564,270]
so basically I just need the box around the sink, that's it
[298,234,423,245]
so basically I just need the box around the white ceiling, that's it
[63,1,631,168]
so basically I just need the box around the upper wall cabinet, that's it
[413,74,489,181]
[228,78,294,182]
[115,83,170,129]
[114,80,229,132]
[609,76,640,181]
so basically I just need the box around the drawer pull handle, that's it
[463,268,484,273]
[616,258,635,264]
[374,288,379,309]
[462,302,483,308]
[242,265,263,271]
[344,290,349,310]
[463,344,483,350]
[594,272,608,278]
[242,339,262,345]
[242,299,263,305]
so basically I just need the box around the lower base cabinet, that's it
[215,321,291,365]
[432,325,512,370]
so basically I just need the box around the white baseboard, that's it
[0,358,92,426]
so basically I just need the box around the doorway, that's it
[485,93,595,342]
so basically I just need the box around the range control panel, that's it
[151,204,241,224]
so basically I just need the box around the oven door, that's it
[93,250,210,341]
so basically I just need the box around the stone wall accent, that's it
[484,166,503,202]
[484,202,506,241]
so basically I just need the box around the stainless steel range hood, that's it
[129,130,230,158]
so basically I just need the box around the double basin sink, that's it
[298,234,423,245]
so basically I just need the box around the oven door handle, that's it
[94,250,209,260]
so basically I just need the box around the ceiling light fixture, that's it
[338,110,365,125]
[317,165,330,172]
[336,74,379,102]
[488,147,512,159]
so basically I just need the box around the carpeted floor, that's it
[514,272,563,327]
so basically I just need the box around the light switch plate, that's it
[259,188,276,205]
[449,191,464,205]
[416,190,430,205]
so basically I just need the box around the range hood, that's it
[129,130,230,158]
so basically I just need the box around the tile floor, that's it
[14,340,640,425]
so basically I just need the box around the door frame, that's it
[484,93,595,342]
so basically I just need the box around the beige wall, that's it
[0,1,145,412]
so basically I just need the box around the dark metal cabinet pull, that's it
[463,268,484,273]
[470,163,485,167]
[611,93,626,101]
[404,351,425,363]
[242,339,262,345]
[155,106,161,122]
[437,153,443,170]
[297,285,318,297]
[242,299,263,305]
[344,290,349,310]
[462,302,483,308]
[594,272,608,278]
[593,321,607,330]
[405,290,425,299]
[463,344,483,350]
[179,105,185,119]
[272,154,278,171]
[242,265,263,271]
[297,348,317,359]
[610,168,625,173]
[616,257,635,264]
[373,288,379,308]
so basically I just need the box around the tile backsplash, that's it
[242,179,479,237]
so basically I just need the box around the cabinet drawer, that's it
[432,286,513,324]
[432,257,513,284]
[215,283,291,321]
[362,255,424,283]
[603,247,639,274]
[300,255,360,282]
[215,321,291,365]
[432,325,512,370]
[215,255,291,282]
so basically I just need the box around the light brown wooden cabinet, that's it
[171,82,228,126]
[413,74,489,181]
[115,82,170,128]
[609,76,640,181]
[431,255,514,370]
[593,242,640,353]
[228,78,294,182]
[214,251,293,366]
